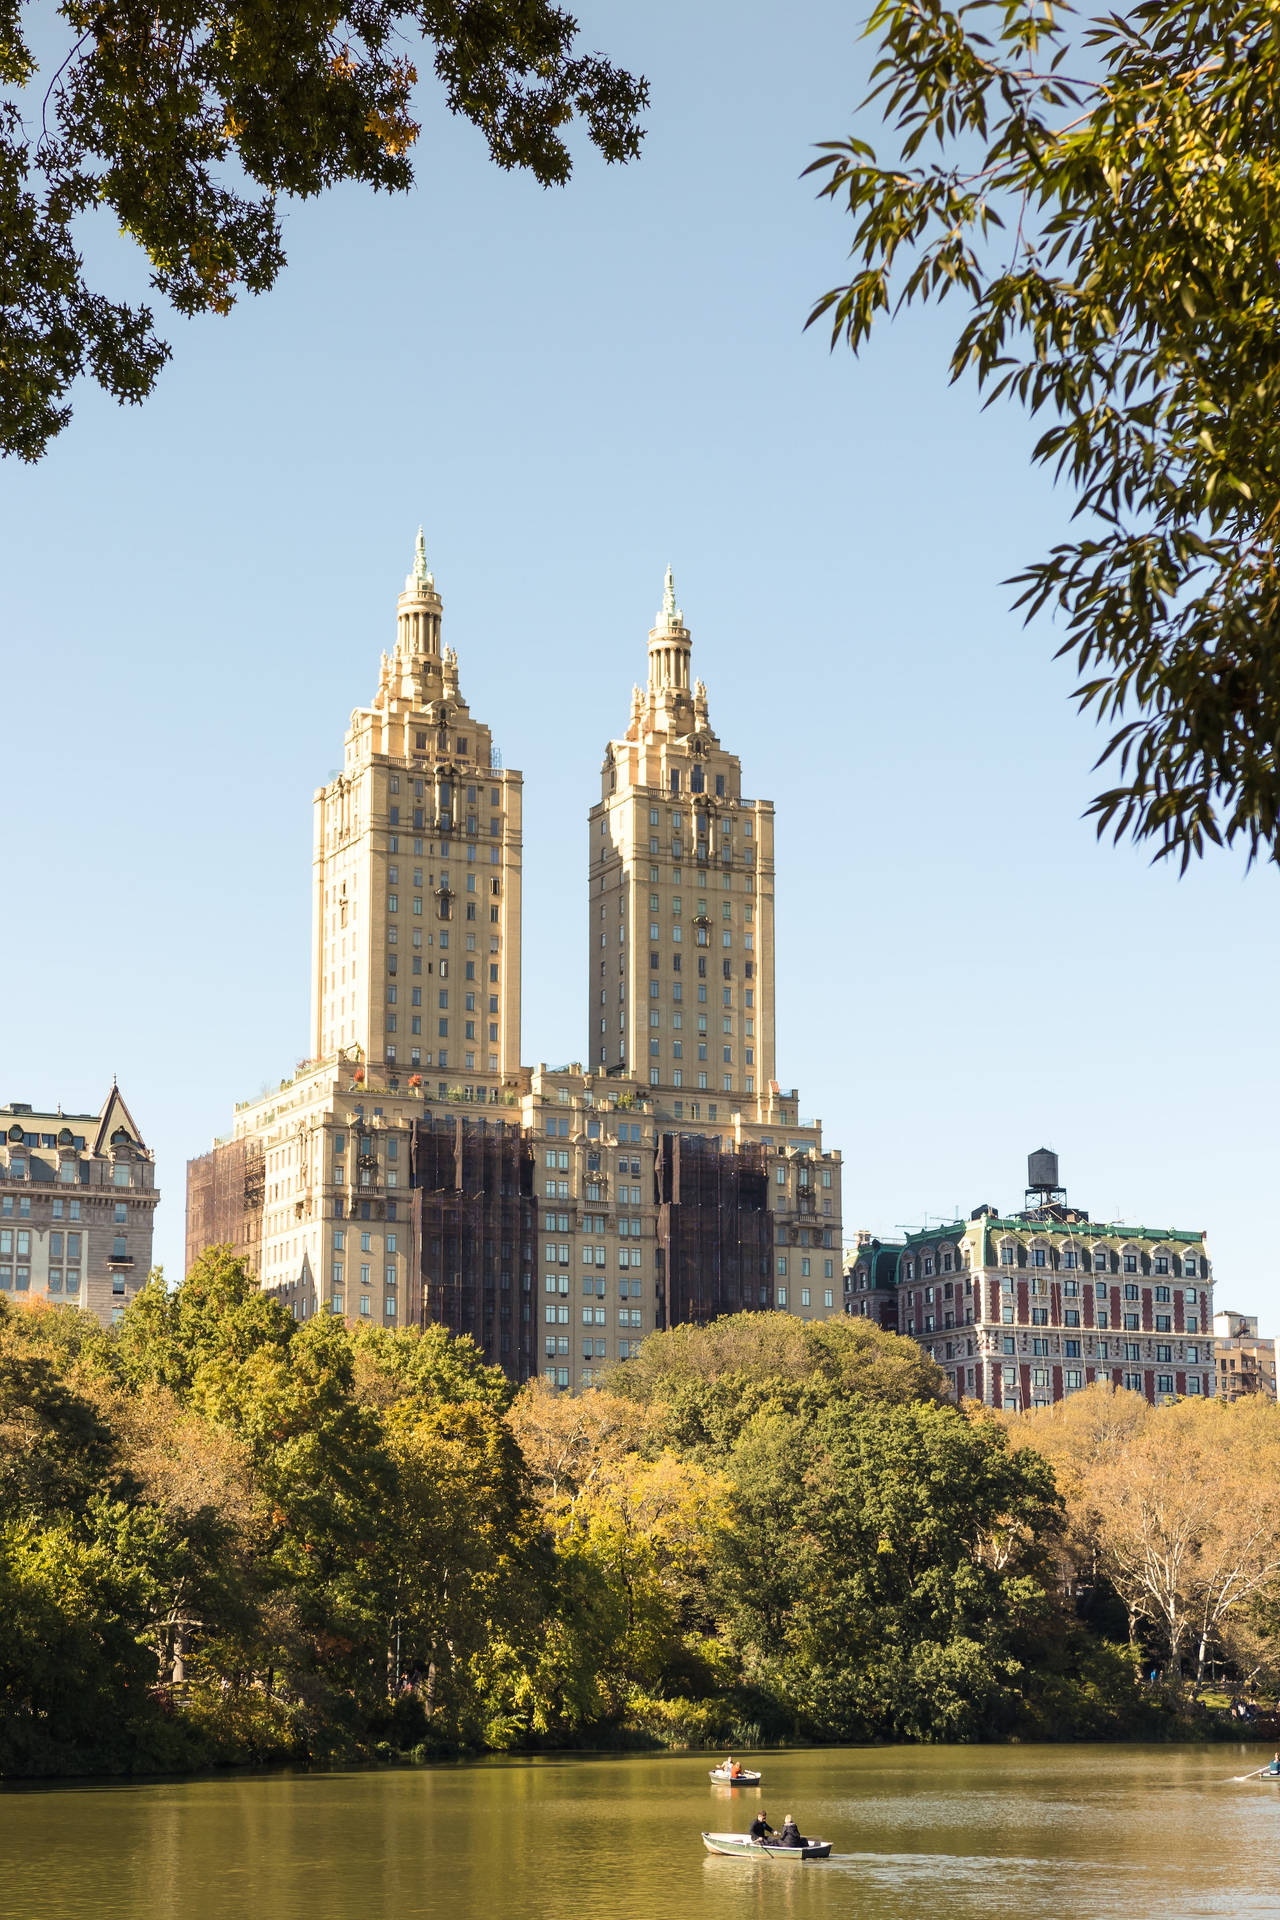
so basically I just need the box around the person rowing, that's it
[724,1755,743,1779]
[1269,1753,1280,1777]
[749,1811,776,1846]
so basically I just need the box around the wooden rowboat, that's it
[702,1831,831,1860]
[708,1766,762,1785]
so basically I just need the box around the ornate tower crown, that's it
[395,526,444,668]
[648,564,691,694]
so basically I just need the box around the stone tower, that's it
[587,569,778,1123]
[310,532,523,1090]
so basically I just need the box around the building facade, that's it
[0,1086,158,1327]
[186,542,843,1389]
[1213,1311,1277,1401]
[845,1153,1215,1410]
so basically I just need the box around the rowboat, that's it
[708,1766,762,1785]
[702,1832,831,1860]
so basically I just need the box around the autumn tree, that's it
[811,0,1280,867]
[611,1310,946,1458]
[505,1376,732,1738]
[1014,1385,1280,1681]
[0,1296,228,1773]
[1,0,647,458]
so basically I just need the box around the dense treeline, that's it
[4,1252,1278,1777]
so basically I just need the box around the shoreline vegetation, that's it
[4,1249,1280,1780]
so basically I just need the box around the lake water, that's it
[3,1745,1278,1920]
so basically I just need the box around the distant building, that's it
[851,1151,1214,1409]
[186,540,843,1390]
[0,1086,158,1327]
[1213,1311,1277,1401]
[843,1232,903,1330]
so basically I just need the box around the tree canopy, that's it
[9,1281,1269,1776]
[1,0,647,458]
[811,0,1280,869]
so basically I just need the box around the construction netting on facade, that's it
[655,1132,774,1329]
[409,1113,537,1381]
[184,1138,265,1277]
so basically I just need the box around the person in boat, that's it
[749,1812,775,1846]
[725,1756,743,1779]
[777,1814,806,1849]
[1269,1753,1280,1776]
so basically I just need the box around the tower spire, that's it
[406,526,433,594]
[658,564,682,628]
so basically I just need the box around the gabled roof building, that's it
[0,1084,158,1327]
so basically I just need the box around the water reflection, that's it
[3,1746,1278,1920]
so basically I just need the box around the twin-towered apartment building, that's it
[184,538,1218,1406]
[186,536,843,1390]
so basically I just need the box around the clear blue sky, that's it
[2,0,1277,1324]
